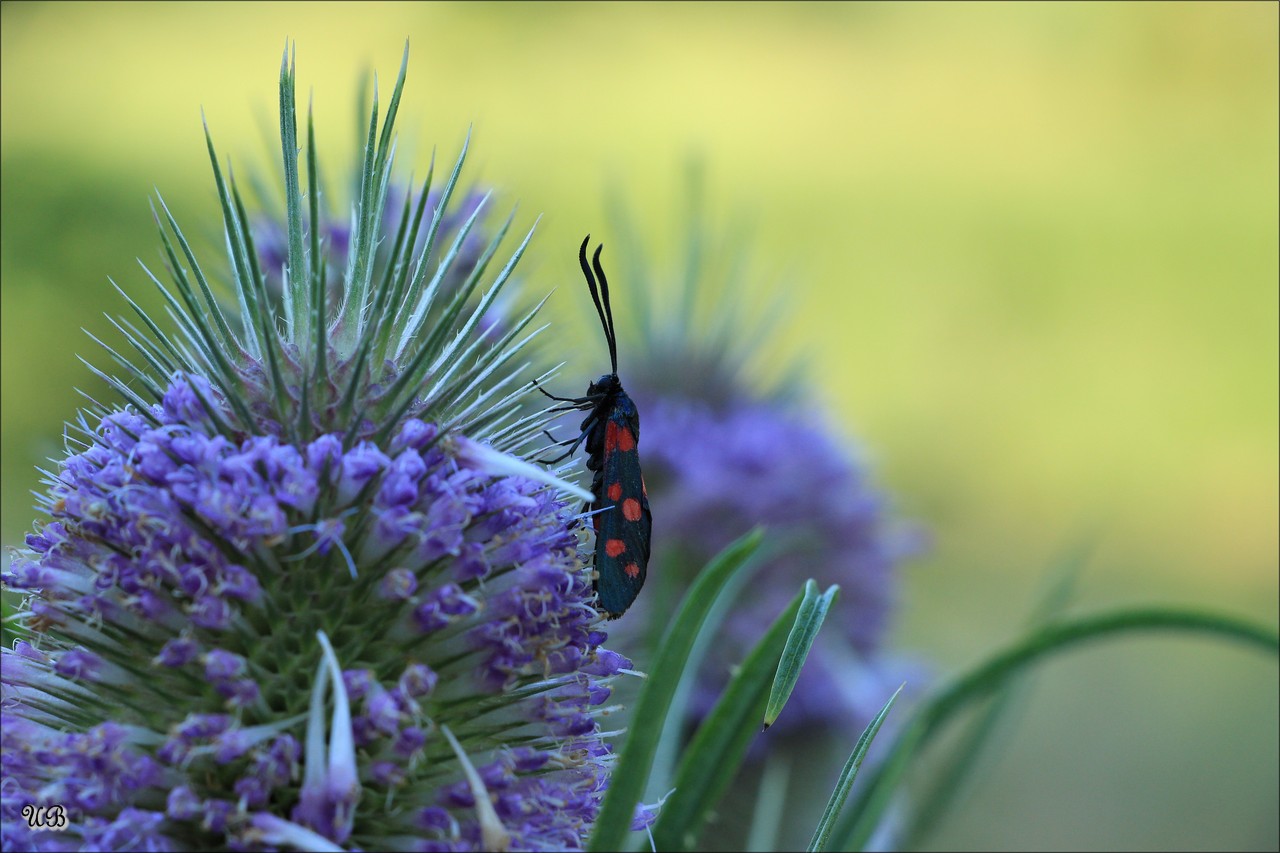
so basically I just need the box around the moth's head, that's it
[586,373,621,397]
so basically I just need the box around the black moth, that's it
[538,236,652,618]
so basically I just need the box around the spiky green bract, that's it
[103,44,548,456]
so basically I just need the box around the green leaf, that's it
[831,606,1280,851]
[903,541,1091,847]
[649,583,807,851]
[640,537,761,809]
[764,579,839,729]
[586,527,765,853]
[808,684,904,852]
[744,749,792,852]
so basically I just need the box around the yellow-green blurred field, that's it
[2,2,1276,850]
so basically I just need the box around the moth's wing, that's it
[592,408,651,617]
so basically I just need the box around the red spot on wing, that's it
[607,482,623,502]
[605,539,626,557]
[604,420,636,454]
[624,562,640,578]
[622,498,643,522]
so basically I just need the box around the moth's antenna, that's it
[592,244,618,375]
[579,235,618,375]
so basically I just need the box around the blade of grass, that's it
[586,527,765,853]
[745,748,792,853]
[902,541,1092,846]
[649,584,807,851]
[642,549,756,804]
[808,684,904,852]
[831,606,1280,851]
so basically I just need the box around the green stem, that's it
[833,606,1280,851]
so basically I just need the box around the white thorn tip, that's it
[453,436,594,504]
[441,725,510,852]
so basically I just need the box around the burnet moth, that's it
[539,235,652,618]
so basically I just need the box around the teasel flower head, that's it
[603,194,923,737]
[1,45,642,851]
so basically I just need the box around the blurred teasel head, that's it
[602,188,924,737]
[0,44,646,852]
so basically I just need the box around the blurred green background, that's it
[2,2,1276,849]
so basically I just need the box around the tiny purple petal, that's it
[378,567,418,601]
[342,669,374,702]
[166,786,203,821]
[203,649,248,681]
[399,663,437,698]
[54,648,103,681]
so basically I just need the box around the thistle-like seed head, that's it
[2,44,638,852]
